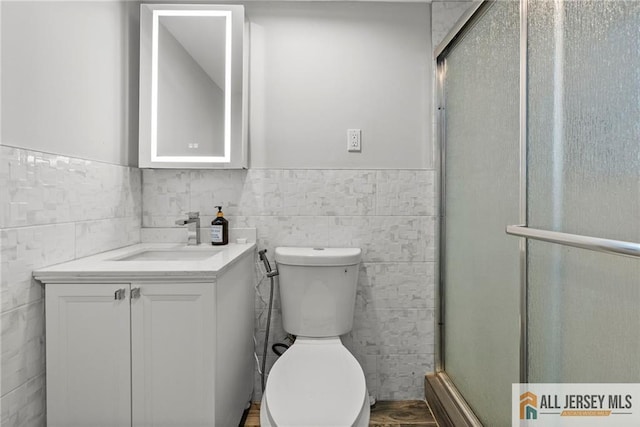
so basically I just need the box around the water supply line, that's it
[258,249,279,392]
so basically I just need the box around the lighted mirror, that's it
[139,4,247,168]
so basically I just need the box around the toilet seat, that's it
[264,338,367,427]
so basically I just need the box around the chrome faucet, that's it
[175,212,201,246]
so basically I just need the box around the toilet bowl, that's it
[260,338,369,427]
[259,247,369,427]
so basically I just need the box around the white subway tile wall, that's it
[141,168,436,401]
[0,146,141,426]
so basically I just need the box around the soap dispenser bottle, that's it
[211,206,229,246]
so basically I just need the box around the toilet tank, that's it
[275,247,361,337]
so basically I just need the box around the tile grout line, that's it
[0,372,46,400]
[0,297,44,318]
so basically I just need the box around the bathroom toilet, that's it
[260,247,370,427]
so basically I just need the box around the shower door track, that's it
[424,372,482,427]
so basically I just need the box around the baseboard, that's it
[424,373,483,427]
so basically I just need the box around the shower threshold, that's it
[424,372,483,427]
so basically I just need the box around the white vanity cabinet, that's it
[47,282,216,427]
[46,283,133,426]
[38,244,255,427]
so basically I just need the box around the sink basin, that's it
[114,249,220,261]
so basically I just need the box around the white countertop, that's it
[33,242,256,284]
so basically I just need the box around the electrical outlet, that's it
[347,129,361,152]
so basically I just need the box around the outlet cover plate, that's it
[347,129,361,152]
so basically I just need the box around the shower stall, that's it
[428,1,640,426]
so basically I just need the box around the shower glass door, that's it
[439,0,640,425]
[526,0,640,383]
[441,2,520,426]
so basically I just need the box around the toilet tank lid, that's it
[275,247,361,266]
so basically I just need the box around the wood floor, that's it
[242,400,438,426]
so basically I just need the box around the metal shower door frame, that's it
[433,0,640,414]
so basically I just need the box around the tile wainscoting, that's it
[0,157,436,427]
[0,145,141,426]
[141,168,436,401]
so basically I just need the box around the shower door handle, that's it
[506,225,640,259]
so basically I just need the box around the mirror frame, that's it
[139,4,247,169]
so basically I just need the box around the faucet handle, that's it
[187,212,200,219]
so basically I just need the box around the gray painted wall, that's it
[247,2,432,169]
[1,1,140,166]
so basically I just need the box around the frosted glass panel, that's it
[442,2,520,426]
[529,243,640,382]
[527,1,640,382]
[528,0,640,239]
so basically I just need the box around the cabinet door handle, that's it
[114,288,126,300]
[131,287,141,299]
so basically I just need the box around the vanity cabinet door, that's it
[130,283,215,427]
[45,283,131,427]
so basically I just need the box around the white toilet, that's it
[260,247,370,427]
